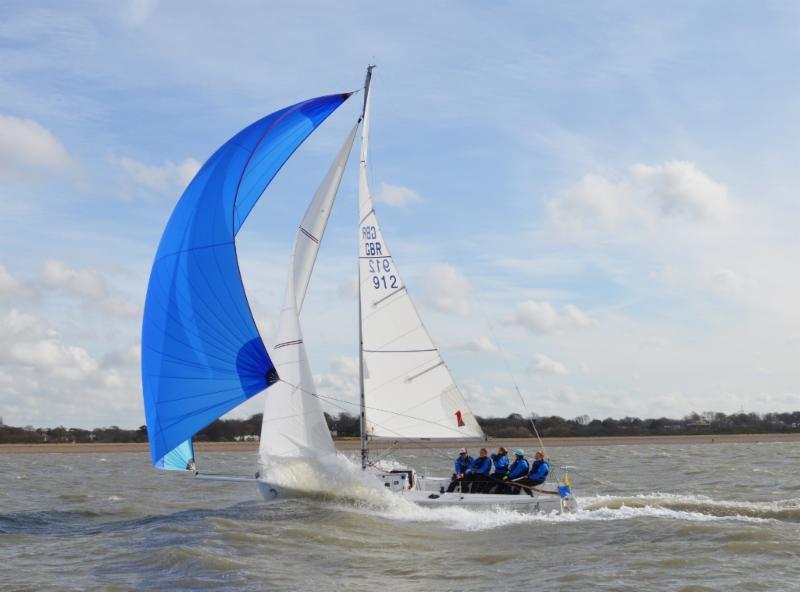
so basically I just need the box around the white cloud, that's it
[376,182,422,207]
[424,263,473,316]
[451,335,501,355]
[630,161,729,222]
[564,304,595,328]
[101,343,141,369]
[0,309,141,426]
[548,160,730,233]
[507,300,595,334]
[0,262,38,303]
[459,380,517,417]
[40,258,139,318]
[529,352,568,376]
[110,155,200,198]
[0,114,73,179]
[0,262,21,294]
[315,356,359,411]
[710,268,757,294]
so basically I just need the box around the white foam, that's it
[327,491,779,531]
[584,492,800,515]
[258,452,401,506]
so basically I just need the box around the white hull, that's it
[256,470,578,514]
[401,489,570,512]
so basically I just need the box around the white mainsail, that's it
[259,123,359,459]
[358,87,484,441]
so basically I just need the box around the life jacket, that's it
[507,457,530,480]
[454,455,473,474]
[491,453,509,476]
[469,456,492,475]
[528,459,550,481]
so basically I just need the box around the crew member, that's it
[504,449,530,494]
[486,447,509,493]
[446,448,473,492]
[527,451,550,485]
[514,451,550,496]
[465,447,492,493]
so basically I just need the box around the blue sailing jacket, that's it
[528,459,550,481]
[507,458,530,480]
[491,453,509,477]
[468,456,492,476]
[454,455,473,475]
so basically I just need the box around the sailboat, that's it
[141,68,577,513]
[348,67,575,511]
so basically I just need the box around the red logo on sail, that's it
[455,410,465,427]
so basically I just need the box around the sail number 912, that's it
[372,275,397,289]
[367,258,397,289]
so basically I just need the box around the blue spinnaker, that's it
[155,438,195,471]
[142,93,351,468]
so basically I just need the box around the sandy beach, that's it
[2,432,799,455]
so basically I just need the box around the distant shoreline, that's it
[1,432,799,454]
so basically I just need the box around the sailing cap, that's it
[458,448,467,454]
[514,448,525,457]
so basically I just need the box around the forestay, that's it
[357,89,483,440]
[259,123,359,458]
[141,93,351,469]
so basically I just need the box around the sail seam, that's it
[153,240,234,266]
[274,339,303,349]
[298,226,320,244]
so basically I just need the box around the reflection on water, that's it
[2,442,800,591]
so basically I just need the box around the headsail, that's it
[142,93,351,469]
[259,123,359,458]
[357,86,484,440]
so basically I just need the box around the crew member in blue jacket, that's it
[486,447,509,493]
[514,451,550,495]
[446,448,473,492]
[504,449,530,494]
[465,447,492,493]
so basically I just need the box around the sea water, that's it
[2,441,799,591]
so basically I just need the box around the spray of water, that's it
[257,452,405,507]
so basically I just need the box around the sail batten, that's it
[357,83,484,442]
[142,93,351,469]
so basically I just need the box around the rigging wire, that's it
[276,379,468,464]
[482,314,549,460]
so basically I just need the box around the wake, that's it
[256,454,798,531]
[323,492,800,532]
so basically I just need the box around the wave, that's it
[322,492,800,532]
[584,492,800,522]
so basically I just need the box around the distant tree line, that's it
[2,410,799,444]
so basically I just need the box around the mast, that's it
[358,65,374,470]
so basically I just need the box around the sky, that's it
[1,1,798,429]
